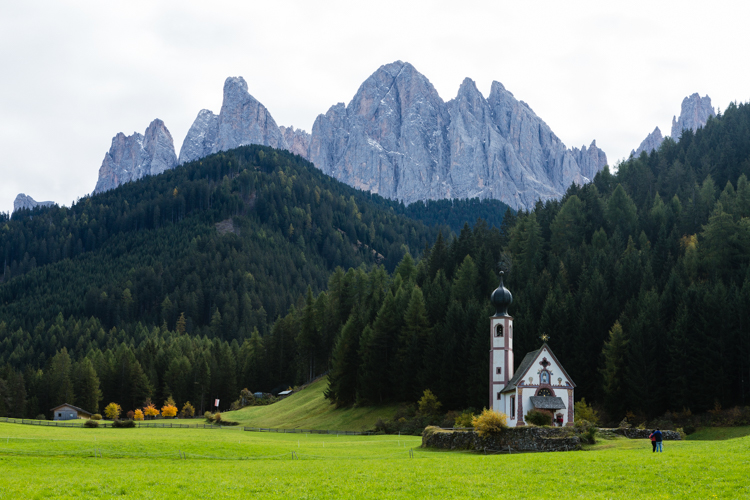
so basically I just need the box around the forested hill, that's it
[316,101,750,421]
[0,145,461,417]
[1,145,448,333]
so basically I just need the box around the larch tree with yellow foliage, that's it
[104,402,121,421]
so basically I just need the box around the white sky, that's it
[1,0,749,214]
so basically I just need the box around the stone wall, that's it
[422,427,581,452]
[609,428,682,440]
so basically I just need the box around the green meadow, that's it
[1,422,749,499]
[223,378,399,431]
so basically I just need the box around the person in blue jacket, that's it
[653,428,663,452]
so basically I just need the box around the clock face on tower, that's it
[537,388,552,397]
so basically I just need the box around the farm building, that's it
[489,273,576,427]
[51,404,93,421]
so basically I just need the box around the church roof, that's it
[501,348,541,393]
[501,343,576,393]
[530,396,566,410]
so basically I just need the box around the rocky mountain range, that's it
[78,62,607,211]
[13,193,55,212]
[632,93,715,157]
[309,63,607,209]
[93,119,177,194]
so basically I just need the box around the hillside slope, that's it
[223,378,398,431]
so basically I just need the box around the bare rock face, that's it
[632,126,664,157]
[632,94,715,158]
[572,141,609,181]
[216,77,287,152]
[672,93,715,140]
[310,61,607,210]
[279,126,311,159]
[13,193,55,212]
[177,109,218,165]
[179,77,289,165]
[93,119,177,194]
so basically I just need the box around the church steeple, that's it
[491,271,512,316]
[489,272,514,413]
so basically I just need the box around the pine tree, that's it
[71,358,102,414]
[600,321,628,419]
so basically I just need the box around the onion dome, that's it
[490,271,512,316]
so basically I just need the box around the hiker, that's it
[654,428,663,452]
[649,430,657,452]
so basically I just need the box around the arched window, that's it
[495,324,504,337]
[540,371,549,384]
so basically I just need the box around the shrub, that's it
[422,425,441,438]
[112,419,135,428]
[581,426,598,444]
[454,411,475,428]
[104,402,122,420]
[472,408,508,437]
[204,411,214,423]
[91,414,102,421]
[575,419,598,444]
[418,389,442,416]
[35,414,46,420]
[161,403,178,418]
[525,409,553,426]
[84,419,99,428]
[181,402,195,418]
[133,409,144,421]
[574,398,599,425]
[126,410,135,420]
[212,412,239,426]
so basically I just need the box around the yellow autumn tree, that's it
[143,404,159,419]
[104,402,121,420]
[133,409,144,421]
[161,403,178,418]
[181,401,195,418]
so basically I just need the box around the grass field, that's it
[686,426,750,441]
[222,378,400,431]
[1,422,749,499]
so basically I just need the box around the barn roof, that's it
[50,403,92,416]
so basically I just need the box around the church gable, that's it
[514,344,575,396]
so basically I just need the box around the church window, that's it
[510,396,516,419]
[495,324,503,337]
[537,388,552,397]
[496,367,502,374]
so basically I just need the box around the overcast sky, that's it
[1,0,749,214]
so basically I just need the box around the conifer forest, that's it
[3,102,750,423]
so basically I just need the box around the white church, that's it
[489,272,576,427]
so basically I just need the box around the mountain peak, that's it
[93,119,177,194]
[13,193,56,213]
[672,93,715,140]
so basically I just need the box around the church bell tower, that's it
[490,272,513,413]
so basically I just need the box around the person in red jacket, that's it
[649,430,657,452]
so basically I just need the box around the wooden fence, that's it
[0,417,239,429]
[243,427,372,435]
